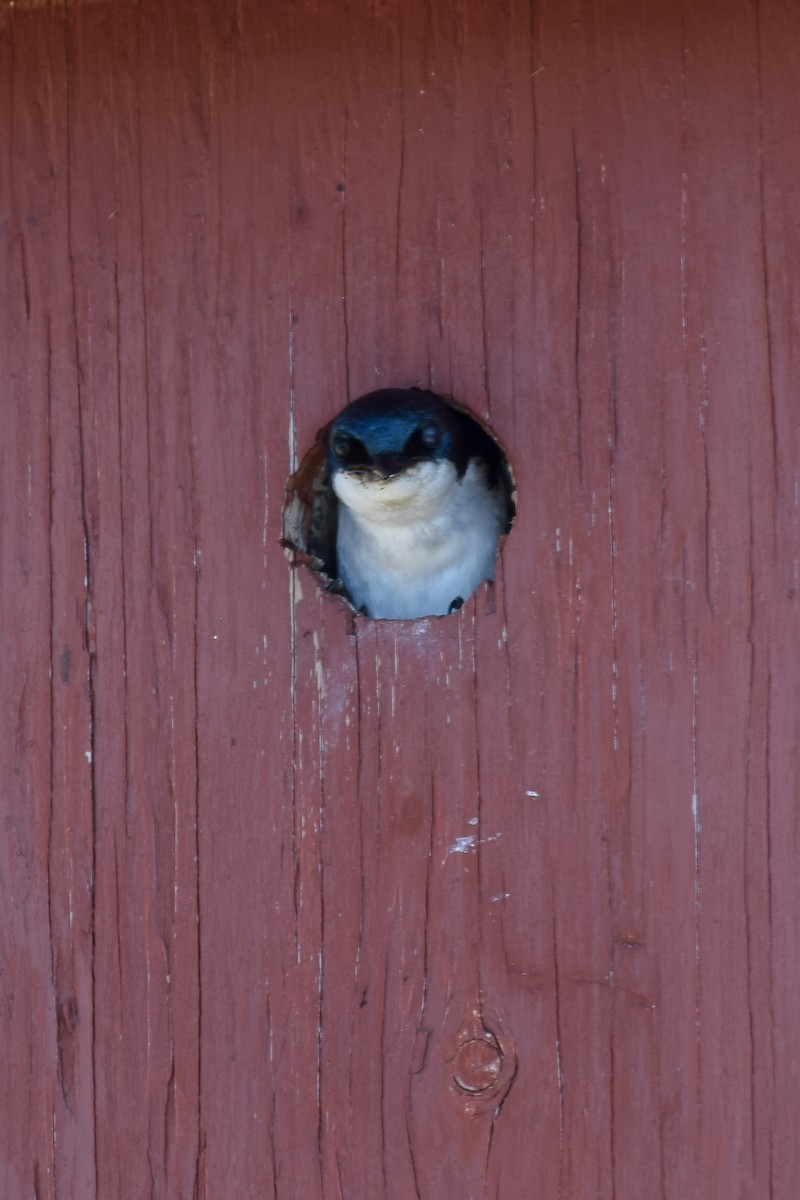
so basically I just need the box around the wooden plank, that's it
[756,3,800,1192]
[1,1,799,1197]
[2,10,97,1197]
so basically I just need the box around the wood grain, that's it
[2,1,799,1196]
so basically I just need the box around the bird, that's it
[325,387,513,619]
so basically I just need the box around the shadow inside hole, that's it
[282,423,340,584]
[282,392,516,615]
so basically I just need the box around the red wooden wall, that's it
[2,1,799,1196]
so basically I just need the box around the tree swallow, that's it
[326,388,513,619]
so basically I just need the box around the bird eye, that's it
[331,433,351,460]
[419,422,441,449]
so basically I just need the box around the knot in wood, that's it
[447,1007,517,1115]
[451,1034,503,1095]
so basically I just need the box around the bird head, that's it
[326,388,469,522]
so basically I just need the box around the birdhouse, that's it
[3,1,798,1196]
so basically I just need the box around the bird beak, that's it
[363,454,409,480]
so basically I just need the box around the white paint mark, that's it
[555,1035,564,1092]
[608,466,620,752]
[490,893,511,903]
[444,831,503,862]
[84,750,92,764]
[288,307,297,473]
[699,331,710,431]
[691,660,702,977]
[524,789,540,797]
[468,816,479,826]
[312,632,325,703]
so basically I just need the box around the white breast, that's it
[333,459,506,619]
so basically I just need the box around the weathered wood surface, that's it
[2,1,799,1196]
